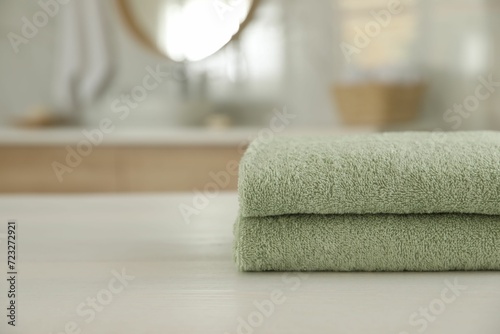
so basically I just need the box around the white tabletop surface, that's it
[0,193,498,334]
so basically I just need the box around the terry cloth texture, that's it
[235,131,500,271]
[238,131,500,217]
[234,213,500,272]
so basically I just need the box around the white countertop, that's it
[0,126,376,146]
[0,193,498,334]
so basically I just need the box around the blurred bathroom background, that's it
[0,0,499,193]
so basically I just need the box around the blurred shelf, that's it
[0,126,376,147]
[0,126,375,193]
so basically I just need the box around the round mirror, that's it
[118,0,257,62]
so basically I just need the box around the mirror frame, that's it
[116,0,260,62]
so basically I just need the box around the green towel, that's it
[239,131,500,217]
[234,213,500,271]
[235,131,500,272]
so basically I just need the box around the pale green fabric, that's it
[234,213,500,271]
[234,131,500,271]
[239,132,500,217]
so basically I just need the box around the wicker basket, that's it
[332,83,426,125]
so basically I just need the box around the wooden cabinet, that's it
[0,146,242,193]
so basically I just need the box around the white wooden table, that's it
[0,193,498,334]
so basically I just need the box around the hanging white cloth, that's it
[52,0,114,120]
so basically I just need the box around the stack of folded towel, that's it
[234,131,500,271]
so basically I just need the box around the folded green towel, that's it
[239,131,500,217]
[234,213,500,271]
[235,131,500,272]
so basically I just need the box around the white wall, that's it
[0,0,499,129]
[0,1,57,124]
[0,0,182,126]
